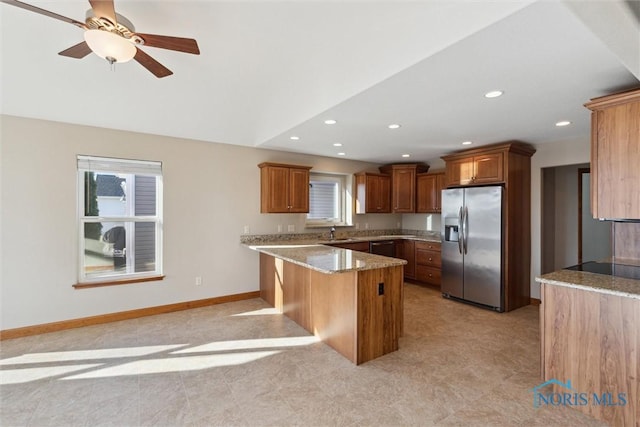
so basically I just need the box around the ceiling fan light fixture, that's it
[84,29,136,63]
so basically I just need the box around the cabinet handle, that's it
[428,257,433,261]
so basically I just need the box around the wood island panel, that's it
[540,283,638,426]
[259,252,281,309]
[259,253,403,364]
[309,269,358,363]
[356,265,403,364]
[282,261,312,331]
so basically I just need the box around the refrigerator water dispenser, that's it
[444,217,459,242]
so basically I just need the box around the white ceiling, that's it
[1,1,639,164]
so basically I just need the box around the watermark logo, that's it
[531,378,627,408]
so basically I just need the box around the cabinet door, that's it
[416,249,441,268]
[262,166,290,213]
[445,157,474,186]
[417,174,437,213]
[365,175,381,212]
[403,240,416,279]
[378,175,392,213]
[473,153,504,184]
[288,167,310,213]
[592,102,640,219]
[416,265,441,286]
[392,168,416,213]
[355,173,391,213]
[435,174,445,211]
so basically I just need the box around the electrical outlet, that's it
[288,225,295,232]
[365,223,369,230]
[277,224,283,233]
[397,222,401,228]
[195,276,203,286]
[355,223,360,230]
[243,225,250,234]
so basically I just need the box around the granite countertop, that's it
[242,233,441,246]
[247,243,407,274]
[536,270,640,300]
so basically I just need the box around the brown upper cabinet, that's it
[416,172,445,213]
[259,162,312,213]
[443,152,504,187]
[355,172,391,213]
[585,88,640,220]
[379,164,429,213]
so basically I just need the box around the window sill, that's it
[74,275,165,289]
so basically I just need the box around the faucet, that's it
[329,226,336,240]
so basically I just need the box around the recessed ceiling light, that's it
[402,154,410,158]
[337,152,346,156]
[555,120,571,127]
[388,124,401,129]
[484,90,503,98]
[333,143,342,147]
[324,119,337,125]
[290,136,300,140]
[462,141,473,145]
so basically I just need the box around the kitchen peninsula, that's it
[536,268,639,426]
[246,241,406,364]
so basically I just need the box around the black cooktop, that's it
[565,261,640,280]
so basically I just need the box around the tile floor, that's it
[1,283,606,426]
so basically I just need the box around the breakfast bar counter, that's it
[247,243,406,364]
[246,243,407,274]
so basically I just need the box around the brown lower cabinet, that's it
[400,240,416,279]
[326,238,441,286]
[415,241,441,286]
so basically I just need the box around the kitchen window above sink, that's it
[306,172,353,228]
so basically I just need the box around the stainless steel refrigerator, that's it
[441,186,503,312]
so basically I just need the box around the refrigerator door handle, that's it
[463,206,469,254]
[457,206,463,254]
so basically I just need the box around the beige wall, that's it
[1,115,402,330]
[530,137,591,299]
[1,114,597,328]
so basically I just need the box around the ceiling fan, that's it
[1,0,200,78]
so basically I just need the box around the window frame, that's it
[306,172,352,228]
[76,155,164,286]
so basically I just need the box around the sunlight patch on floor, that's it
[1,364,104,385]
[61,351,281,379]
[0,344,187,365]
[232,307,280,316]
[171,336,320,354]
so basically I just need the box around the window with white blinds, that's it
[306,173,348,226]
[77,155,163,284]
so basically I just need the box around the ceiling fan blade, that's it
[89,0,116,25]
[59,41,93,59]
[134,48,173,78]
[136,33,200,55]
[0,0,86,28]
